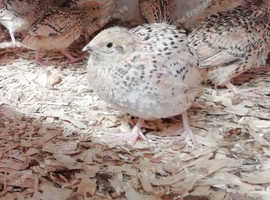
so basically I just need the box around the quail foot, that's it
[83,23,201,145]
[188,0,269,99]
[22,6,82,65]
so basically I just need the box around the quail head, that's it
[188,0,269,98]
[83,23,201,145]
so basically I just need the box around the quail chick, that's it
[22,6,82,65]
[139,0,175,24]
[0,0,45,46]
[188,0,269,97]
[83,23,201,145]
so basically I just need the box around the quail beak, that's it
[82,45,93,52]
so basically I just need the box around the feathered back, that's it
[139,0,175,24]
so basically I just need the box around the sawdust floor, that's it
[0,45,270,200]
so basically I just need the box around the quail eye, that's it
[106,42,113,48]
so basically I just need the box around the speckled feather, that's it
[79,0,115,37]
[84,23,201,120]
[0,0,46,44]
[182,0,248,30]
[188,1,270,86]
[139,0,175,24]
[57,0,115,39]
[22,6,81,51]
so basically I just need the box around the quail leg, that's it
[170,112,197,144]
[226,65,270,99]
[225,81,261,99]
[182,112,196,143]
[8,30,17,47]
[121,118,148,145]
[60,49,84,63]
[110,119,148,145]
[35,50,49,65]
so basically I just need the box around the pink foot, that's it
[60,50,85,64]
[121,119,148,145]
[225,82,261,99]
[111,119,148,146]
[35,50,49,66]
[169,112,197,145]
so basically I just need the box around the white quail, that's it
[83,23,201,145]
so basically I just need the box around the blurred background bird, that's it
[0,0,48,46]
[21,6,82,65]
[77,0,115,41]
[57,0,115,41]
[0,0,115,65]
[188,0,269,98]
[139,0,176,24]
[179,0,249,30]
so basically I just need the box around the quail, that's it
[22,6,82,65]
[188,0,269,97]
[83,23,201,145]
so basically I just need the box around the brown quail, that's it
[188,0,269,97]
[22,6,82,65]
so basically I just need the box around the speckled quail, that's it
[22,6,82,65]
[83,23,201,145]
[188,0,269,97]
